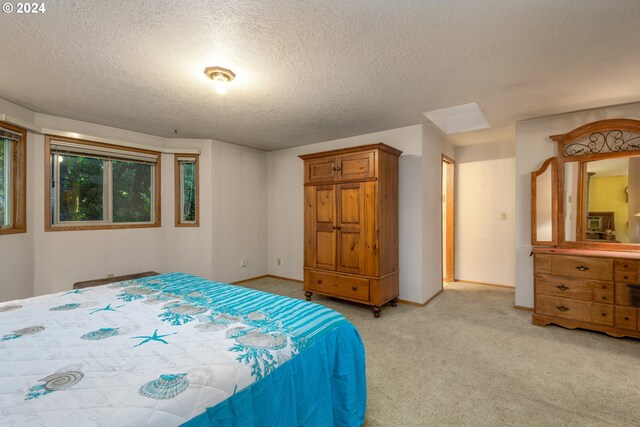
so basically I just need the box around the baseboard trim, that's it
[232,274,304,285]
[398,289,444,307]
[514,305,534,312]
[397,299,426,307]
[232,275,269,285]
[267,274,304,284]
[455,279,514,289]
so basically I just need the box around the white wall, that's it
[0,98,269,301]
[210,140,268,283]
[0,99,36,301]
[515,102,640,307]
[422,125,456,301]
[455,141,516,287]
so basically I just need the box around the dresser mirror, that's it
[531,157,557,245]
[532,119,640,250]
[564,156,640,244]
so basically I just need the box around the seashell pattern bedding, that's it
[0,273,366,426]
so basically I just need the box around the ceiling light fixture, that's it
[204,66,236,95]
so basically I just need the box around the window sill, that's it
[0,227,26,235]
[45,222,161,232]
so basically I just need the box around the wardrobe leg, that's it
[304,291,313,301]
[373,306,381,318]
[390,298,398,307]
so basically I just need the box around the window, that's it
[174,154,199,227]
[46,136,161,231]
[0,123,26,235]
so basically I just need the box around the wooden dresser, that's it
[533,248,640,338]
[299,143,401,317]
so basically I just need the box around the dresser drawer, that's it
[615,270,637,283]
[615,282,640,307]
[615,259,639,273]
[615,307,638,330]
[536,274,608,301]
[534,254,552,274]
[535,295,592,322]
[550,256,613,281]
[307,271,370,302]
[592,303,614,326]
[536,275,613,303]
[592,283,614,304]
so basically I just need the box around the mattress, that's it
[0,273,366,426]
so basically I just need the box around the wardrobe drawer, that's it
[592,304,614,326]
[615,307,638,331]
[550,256,613,281]
[307,271,370,302]
[535,295,592,322]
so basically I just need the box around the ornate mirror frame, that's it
[551,119,640,251]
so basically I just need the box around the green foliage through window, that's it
[58,155,104,221]
[0,139,7,227]
[51,149,156,225]
[181,162,196,223]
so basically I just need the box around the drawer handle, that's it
[556,285,569,291]
[624,275,629,279]
[575,265,590,272]
[351,286,358,291]
[556,305,570,312]
[316,279,323,284]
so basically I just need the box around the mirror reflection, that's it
[535,166,553,242]
[565,156,640,244]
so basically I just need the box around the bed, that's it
[0,273,366,426]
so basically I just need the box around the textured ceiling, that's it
[1,0,640,150]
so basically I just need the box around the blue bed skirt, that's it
[182,322,366,427]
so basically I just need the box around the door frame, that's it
[442,155,455,283]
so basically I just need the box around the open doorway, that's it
[442,155,455,284]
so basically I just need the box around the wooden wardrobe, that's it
[299,143,401,317]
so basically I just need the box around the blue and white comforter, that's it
[0,273,366,426]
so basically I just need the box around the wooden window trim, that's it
[44,135,161,232]
[0,122,27,235]
[174,153,199,227]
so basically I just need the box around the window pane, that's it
[112,160,152,223]
[181,162,196,222]
[59,155,104,221]
[0,140,8,227]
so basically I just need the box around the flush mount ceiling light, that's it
[423,102,490,134]
[204,66,236,95]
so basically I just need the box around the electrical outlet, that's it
[106,273,114,278]
[500,212,507,220]
[240,259,247,268]
[277,258,282,266]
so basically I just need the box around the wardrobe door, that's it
[305,185,337,270]
[336,183,366,274]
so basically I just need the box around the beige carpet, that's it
[240,277,640,426]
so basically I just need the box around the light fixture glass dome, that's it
[204,67,236,95]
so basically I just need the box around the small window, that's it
[46,136,161,231]
[174,154,199,227]
[0,123,26,235]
